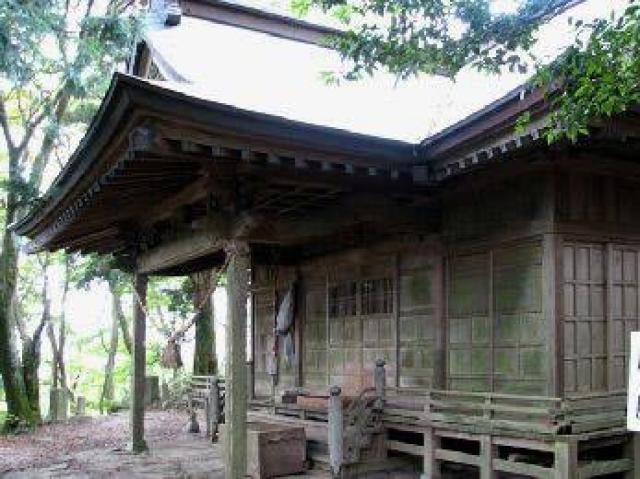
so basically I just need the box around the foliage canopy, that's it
[295,0,640,141]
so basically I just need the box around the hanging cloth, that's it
[275,284,296,366]
[275,285,295,334]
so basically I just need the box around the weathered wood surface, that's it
[246,422,306,479]
[328,386,343,476]
[224,243,249,478]
[130,273,148,453]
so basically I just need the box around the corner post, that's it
[554,438,577,479]
[328,385,343,477]
[224,241,249,478]
[423,426,441,479]
[130,272,148,453]
[375,358,386,408]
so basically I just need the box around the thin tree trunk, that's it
[57,257,69,395]
[21,259,52,423]
[192,270,217,376]
[0,152,35,428]
[100,293,119,413]
[48,322,59,389]
[109,281,132,355]
[47,257,70,400]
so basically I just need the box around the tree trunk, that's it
[100,293,120,413]
[191,270,217,376]
[47,257,70,400]
[0,160,34,428]
[58,258,69,396]
[48,323,59,389]
[20,264,52,423]
[21,336,42,421]
[109,280,132,355]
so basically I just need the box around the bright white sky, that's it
[144,0,627,142]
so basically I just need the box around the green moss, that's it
[521,349,545,378]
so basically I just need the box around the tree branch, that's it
[28,85,72,190]
[0,95,16,154]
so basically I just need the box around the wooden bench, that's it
[187,375,225,439]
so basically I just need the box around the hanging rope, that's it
[132,256,231,368]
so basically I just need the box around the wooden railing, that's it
[328,359,387,476]
[424,389,565,434]
[562,390,627,433]
[381,388,628,436]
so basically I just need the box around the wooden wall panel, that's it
[251,265,298,397]
[253,266,275,397]
[447,243,545,394]
[302,274,328,389]
[492,243,545,394]
[326,259,396,394]
[444,175,547,242]
[398,253,437,388]
[563,243,606,394]
[609,246,640,389]
[557,171,640,230]
[448,252,491,392]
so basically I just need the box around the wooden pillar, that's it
[224,241,249,479]
[374,359,386,408]
[479,435,496,479]
[210,378,221,441]
[554,438,577,479]
[423,427,440,479]
[130,273,148,453]
[328,385,343,477]
[543,233,563,396]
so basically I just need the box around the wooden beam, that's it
[180,0,340,47]
[236,199,436,245]
[137,228,226,275]
[129,273,148,453]
[139,175,210,229]
[224,241,250,478]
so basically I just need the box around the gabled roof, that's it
[12,73,417,253]
[136,4,534,142]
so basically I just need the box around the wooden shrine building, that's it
[12,1,640,477]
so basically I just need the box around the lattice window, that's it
[563,243,606,393]
[360,278,394,315]
[609,246,640,390]
[328,282,357,318]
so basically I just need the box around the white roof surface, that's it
[143,1,626,142]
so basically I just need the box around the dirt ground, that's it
[0,410,227,478]
[0,410,332,478]
[0,411,421,478]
